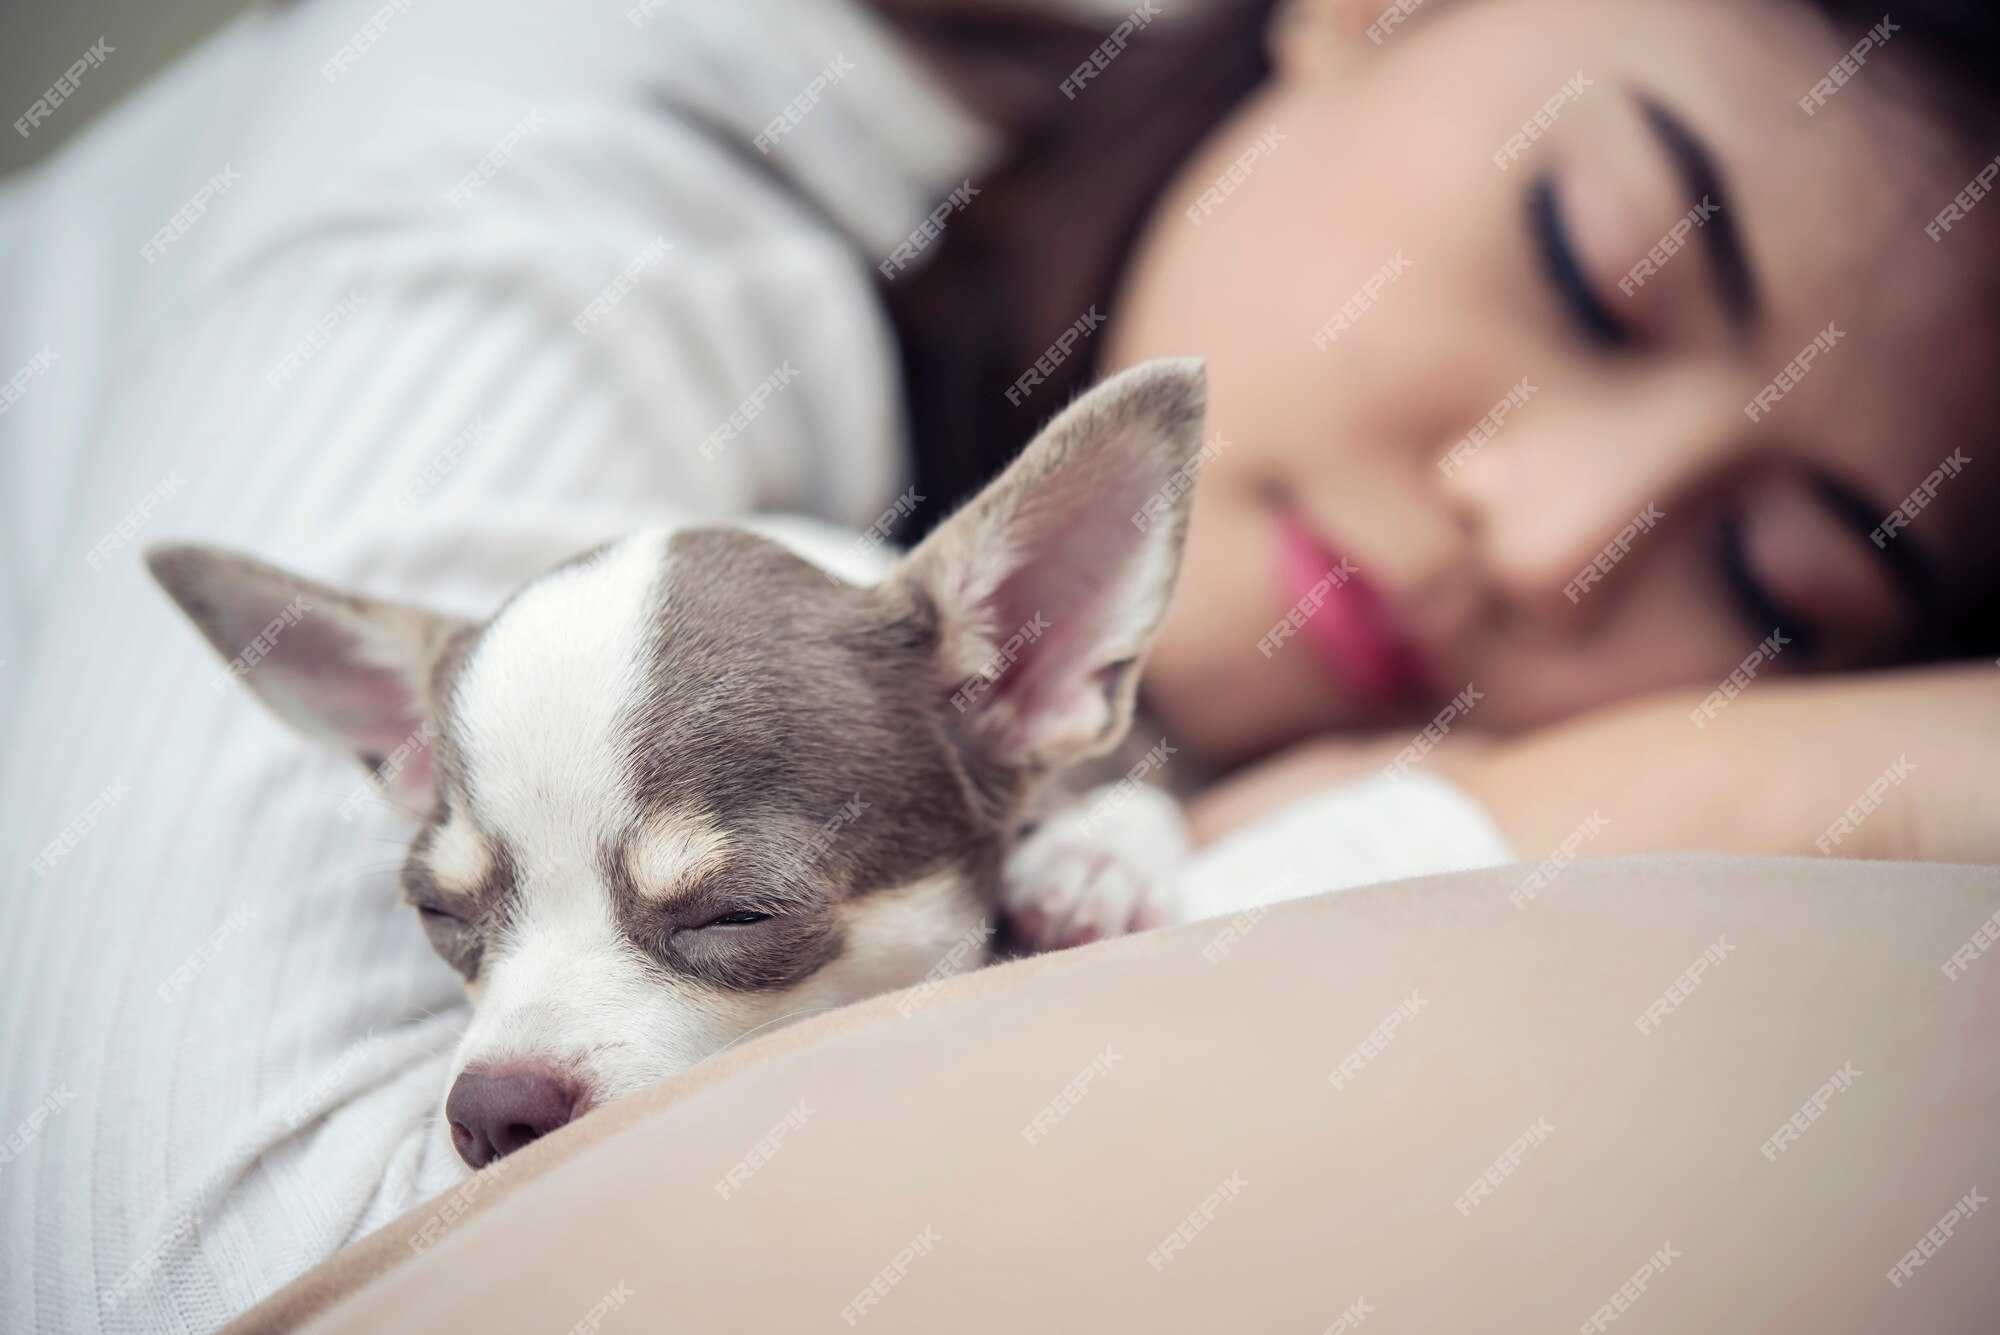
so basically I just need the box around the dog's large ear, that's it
[893,357,1207,776]
[145,544,472,811]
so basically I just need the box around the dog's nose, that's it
[446,1067,579,1168]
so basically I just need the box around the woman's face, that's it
[1109,0,1999,767]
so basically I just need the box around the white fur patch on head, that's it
[627,809,731,902]
[443,531,766,1105]
[449,533,669,869]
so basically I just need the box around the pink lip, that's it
[1271,503,1433,707]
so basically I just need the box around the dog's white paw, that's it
[1002,785,1191,951]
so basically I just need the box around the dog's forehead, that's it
[438,527,981,899]
[435,532,668,873]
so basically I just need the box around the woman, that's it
[884,0,2000,864]
[0,0,1992,1327]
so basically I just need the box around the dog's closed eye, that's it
[693,910,772,928]
[416,903,485,978]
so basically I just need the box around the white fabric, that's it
[1184,772,1518,921]
[0,1,1509,1329]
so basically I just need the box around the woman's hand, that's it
[1189,662,2000,865]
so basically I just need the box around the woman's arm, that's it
[1190,662,2000,865]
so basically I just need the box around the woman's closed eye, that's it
[1526,174,1634,351]
[1715,509,1823,662]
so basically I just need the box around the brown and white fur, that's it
[147,359,1207,1168]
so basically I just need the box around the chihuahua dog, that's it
[147,359,1205,1169]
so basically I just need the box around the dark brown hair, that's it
[876,0,1280,537]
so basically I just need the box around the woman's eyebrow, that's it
[1807,468,1944,616]
[1635,93,1761,336]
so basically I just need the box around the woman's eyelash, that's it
[1526,176,1632,350]
[1714,511,1823,661]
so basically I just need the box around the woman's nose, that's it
[1433,391,1737,621]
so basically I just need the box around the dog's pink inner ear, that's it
[902,359,1206,774]
[258,615,432,784]
[949,451,1174,765]
[149,543,449,811]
